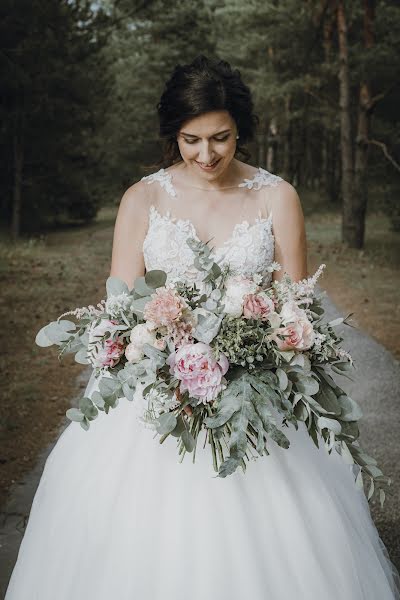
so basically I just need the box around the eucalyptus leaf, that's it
[205,392,242,428]
[91,391,105,409]
[156,412,177,435]
[301,394,329,415]
[133,276,155,297]
[122,383,134,401]
[315,382,342,415]
[193,312,222,344]
[106,276,130,298]
[181,429,195,452]
[80,418,90,431]
[142,344,166,368]
[75,348,90,365]
[79,396,98,419]
[218,456,241,478]
[363,465,383,479]
[292,374,319,396]
[99,376,120,397]
[170,416,186,438]
[145,270,167,289]
[336,395,363,422]
[39,321,75,345]
[130,296,151,318]
[66,408,85,422]
[317,417,342,434]
[294,401,309,421]
[35,325,55,347]
[276,368,289,391]
[254,402,290,449]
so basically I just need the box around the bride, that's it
[5,55,400,599]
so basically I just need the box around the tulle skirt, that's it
[5,371,400,599]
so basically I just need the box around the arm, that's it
[270,182,308,282]
[109,181,151,290]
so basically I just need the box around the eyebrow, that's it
[180,129,231,138]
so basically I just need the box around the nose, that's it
[197,140,215,164]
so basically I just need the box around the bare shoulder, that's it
[269,179,303,216]
[118,178,154,217]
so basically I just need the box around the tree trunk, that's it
[337,0,355,245]
[11,114,24,241]
[282,96,291,181]
[257,115,268,169]
[353,0,375,248]
[267,117,277,173]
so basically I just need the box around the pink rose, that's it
[243,293,274,321]
[275,321,315,351]
[167,342,229,403]
[144,287,187,327]
[274,300,315,351]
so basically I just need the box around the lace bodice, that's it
[141,167,282,288]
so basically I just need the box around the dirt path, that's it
[0,208,116,508]
[306,211,400,360]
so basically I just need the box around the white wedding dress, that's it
[5,167,400,599]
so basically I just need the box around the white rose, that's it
[125,343,144,363]
[222,276,258,317]
[130,323,157,347]
[280,301,308,325]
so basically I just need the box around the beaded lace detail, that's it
[239,167,282,190]
[141,168,177,197]
[141,166,281,288]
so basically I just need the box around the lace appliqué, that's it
[143,206,275,289]
[141,168,177,198]
[239,167,282,190]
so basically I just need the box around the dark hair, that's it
[150,55,259,170]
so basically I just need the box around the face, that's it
[176,110,238,179]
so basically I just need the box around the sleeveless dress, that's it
[5,167,400,600]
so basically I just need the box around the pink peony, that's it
[243,293,275,321]
[87,318,125,368]
[167,342,229,403]
[90,337,125,368]
[144,287,187,327]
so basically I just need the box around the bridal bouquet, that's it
[36,238,392,507]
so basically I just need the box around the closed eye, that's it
[183,135,230,144]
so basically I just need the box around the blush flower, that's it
[125,323,160,364]
[275,300,315,351]
[87,319,125,368]
[223,276,259,317]
[166,342,229,403]
[243,292,275,321]
[144,287,187,327]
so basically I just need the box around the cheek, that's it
[177,142,196,160]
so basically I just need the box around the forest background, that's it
[0,0,399,521]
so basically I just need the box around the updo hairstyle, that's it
[153,55,259,168]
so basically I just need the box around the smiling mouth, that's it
[196,159,221,168]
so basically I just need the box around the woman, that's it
[5,55,400,599]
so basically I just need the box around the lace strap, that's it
[239,167,282,190]
[141,168,177,198]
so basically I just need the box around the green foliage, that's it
[0,0,112,234]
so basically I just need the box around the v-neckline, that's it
[147,205,273,255]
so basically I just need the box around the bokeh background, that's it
[1,0,399,584]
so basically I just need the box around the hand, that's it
[175,387,193,417]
